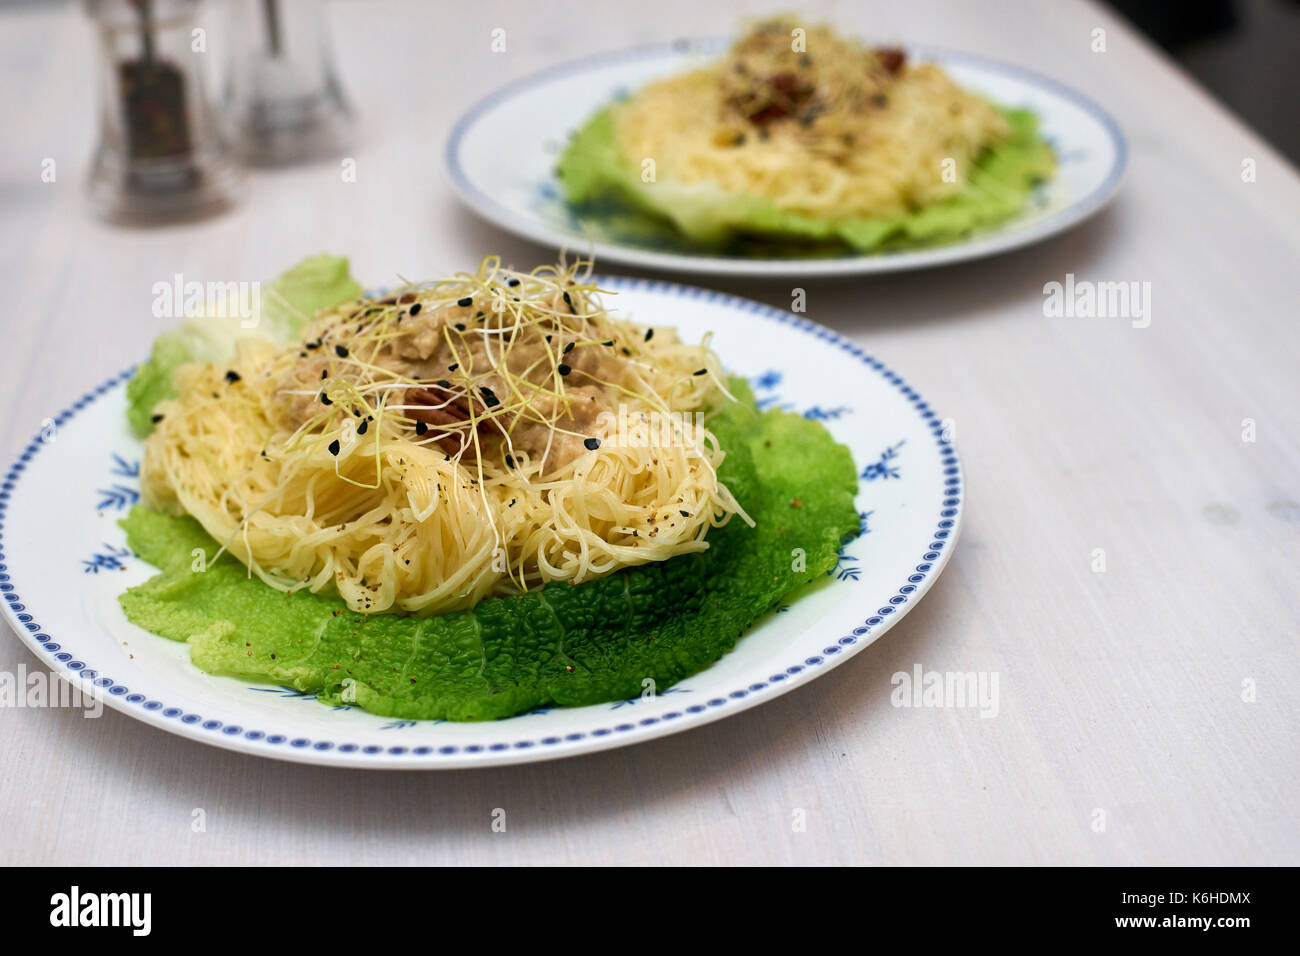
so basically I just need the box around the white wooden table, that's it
[1,0,1297,866]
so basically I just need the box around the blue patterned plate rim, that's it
[0,277,962,768]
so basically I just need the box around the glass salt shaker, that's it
[222,0,353,166]
[84,0,241,224]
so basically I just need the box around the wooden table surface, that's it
[2,0,1297,866]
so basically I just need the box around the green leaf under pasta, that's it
[557,105,1055,254]
[117,384,860,720]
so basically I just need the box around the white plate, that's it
[446,39,1126,277]
[0,279,962,768]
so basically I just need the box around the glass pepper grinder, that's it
[84,0,241,224]
[222,0,353,166]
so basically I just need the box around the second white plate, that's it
[446,38,1127,278]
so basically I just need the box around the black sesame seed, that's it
[415,420,428,435]
[305,341,319,350]
[447,363,459,372]
[602,339,614,347]
[563,291,573,309]
[507,278,521,287]
[224,370,241,383]
[481,387,500,407]
[584,437,601,451]
[457,296,473,307]
[320,392,333,405]
[680,510,690,517]
[505,455,515,469]
[693,368,707,376]
[409,303,422,315]
[558,363,571,376]
[454,323,466,331]
[436,379,451,389]
[328,439,341,456]
[563,341,575,354]
[357,420,368,435]
[321,369,329,379]
[150,413,164,423]
[334,345,349,358]
[644,328,654,342]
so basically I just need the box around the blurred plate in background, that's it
[447,39,1127,278]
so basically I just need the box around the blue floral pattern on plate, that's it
[1,279,963,766]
